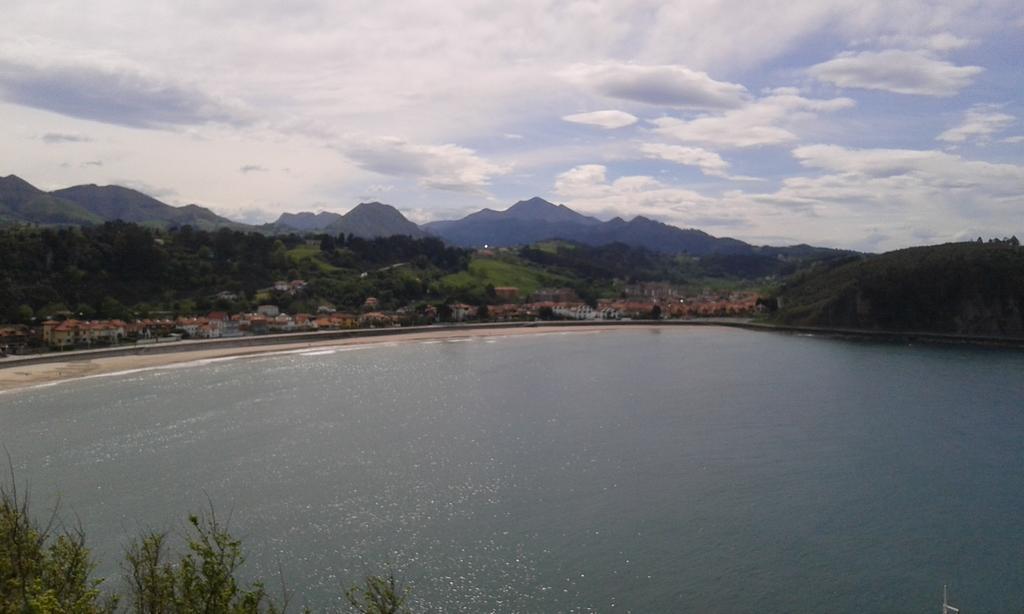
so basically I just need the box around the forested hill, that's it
[0,223,469,322]
[771,240,1024,337]
[0,222,844,324]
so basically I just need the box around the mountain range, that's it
[422,196,842,258]
[1,174,843,256]
[264,203,425,238]
[0,175,248,231]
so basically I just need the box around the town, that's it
[0,282,762,355]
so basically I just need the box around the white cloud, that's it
[562,110,639,129]
[1002,136,1024,144]
[877,32,971,52]
[747,145,1024,237]
[920,32,972,52]
[551,145,1024,251]
[937,104,1015,143]
[738,144,1024,247]
[0,0,1020,245]
[638,2,997,73]
[341,136,510,193]
[640,143,756,180]
[553,163,728,224]
[560,62,749,109]
[228,206,279,225]
[790,144,1024,192]
[808,49,983,96]
[650,88,854,149]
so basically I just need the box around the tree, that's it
[270,241,289,271]
[344,574,410,614]
[75,303,96,320]
[477,304,490,320]
[15,304,33,324]
[99,297,128,321]
[123,510,282,614]
[2,477,416,613]
[1,479,115,613]
[319,235,337,252]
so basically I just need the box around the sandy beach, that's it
[0,324,624,394]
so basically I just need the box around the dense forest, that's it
[518,240,827,284]
[770,239,1024,336]
[1,223,816,324]
[3,222,1023,338]
[0,223,470,322]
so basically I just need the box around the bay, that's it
[2,327,1023,612]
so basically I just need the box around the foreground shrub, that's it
[0,481,113,613]
[2,477,412,613]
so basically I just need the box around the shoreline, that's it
[2,319,1022,394]
[0,324,621,394]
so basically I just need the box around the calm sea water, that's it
[2,327,1023,613]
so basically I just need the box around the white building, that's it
[257,304,280,317]
[553,304,597,320]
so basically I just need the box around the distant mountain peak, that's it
[48,182,248,231]
[0,174,42,195]
[421,196,764,255]
[274,210,344,232]
[324,201,424,239]
[509,196,557,209]
[350,201,399,212]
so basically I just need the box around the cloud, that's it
[791,144,1024,190]
[553,163,727,224]
[731,144,1024,246]
[1002,135,1024,144]
[745,145,1024,223]
[0,54,251,129]
[0,1,1020,249]
[919,33,971,52]
[341,136,510,193]
[808,49,983,96]
[40,132,92,144]
[640,143,751,179]
[562,110,639,129]
[226,206,279,225]
[650,88,854,149]
[115,180,179,200]
[240,164,268,173]
[560,62,749,109]
[552,144,1024,251]
[877,32,972,52]
[82,160,103,167]
[937,104,1015,143]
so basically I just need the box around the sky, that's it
[1,1,1022,251]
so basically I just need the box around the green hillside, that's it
[440,255,573,300]
[0,175,104,225]
[771,240,1024,336]
[52,184,250,231]
[0,223,470,323]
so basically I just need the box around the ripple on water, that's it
[3,329,1024,612]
